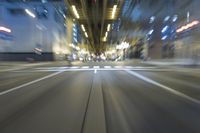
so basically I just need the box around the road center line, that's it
[125,70,200,104]
[0,71,64,96]
[94,69,97,74]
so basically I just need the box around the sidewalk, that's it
[0,62,51,72]
[142,59,200,66]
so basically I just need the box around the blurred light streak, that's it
[72,5,80,19]
[107,24,111,31]
[149,16,155,23]
[161,35,167,40]
[103,36,107,42]
[172,15,178,22]
[162,26,169,33]
[148,29,154,35]
[176,20,199,33]
[0,26,11,33]
[187,11,190,23]
[25,9,36,18]
[81,24,86,32]
[105,31,108,37]
[112,5,117,19]
[85,32,88,38]
[116,42,130,49]
[164,16,170,22]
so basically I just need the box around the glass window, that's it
[35,5,48,19]
[7,8,26,16]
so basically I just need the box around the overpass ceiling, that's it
[65,0,195,52]
[120,0,194,29]
[65,0,124,53]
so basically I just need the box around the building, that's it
[0,0,68,61]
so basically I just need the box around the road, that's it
[0,61,200,133]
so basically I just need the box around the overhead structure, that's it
[64,0,124,53]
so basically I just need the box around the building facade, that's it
[0,0,68,61]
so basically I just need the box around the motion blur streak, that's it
[0,71,63,96]
[0,26,11,33]
[125,70,200,104]
[1,0,200,133]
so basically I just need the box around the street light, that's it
[81,25,86,32]
[107,24,111,31]
[85,32,88,38]
[176,20,199,33]
[25,9,36,18]
[112,5,117,19]
[105,31,108,37]
[103,36,107,42]
[72,5,80,19]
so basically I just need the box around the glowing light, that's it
[148,29,154,35]
[85,32,88,38]
[162,26,169,33]
[107,24,111,31]
[81,25,86,32]
[80,49,88,54]
[103,36,107,42]
[105,32,108,37]
[25,9,36,18]
[112,5,117,19]
[172,15,178,22]
[72,5,80,19]
[164,16,170,22]
[116,42,130,49]
[176,20,199,33]
[0,26,11,33]
[69,43,76,48]
[149,16,155,23]
[162,35,167,40]
[75,46,80,51]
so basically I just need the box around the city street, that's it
[1,0,200,133]
[0,61,200,133]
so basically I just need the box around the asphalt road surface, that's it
[0,61,200,133]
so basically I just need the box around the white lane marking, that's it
[125,66,133,69]
[114,66,123,69]
[59,67,69,69]
[70,66,79,69]
[0,68,23,72]
[94,69,97,74]
[21,62,51,67]
[35,67,57,70]
[133,66,157,69]
[18,68,170,72]
[125,70,200,104]
[0,71,63,96]
[35,67,69,71]
[104,66,112,69]
[93,66,100,69]
[82,66,89,69]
